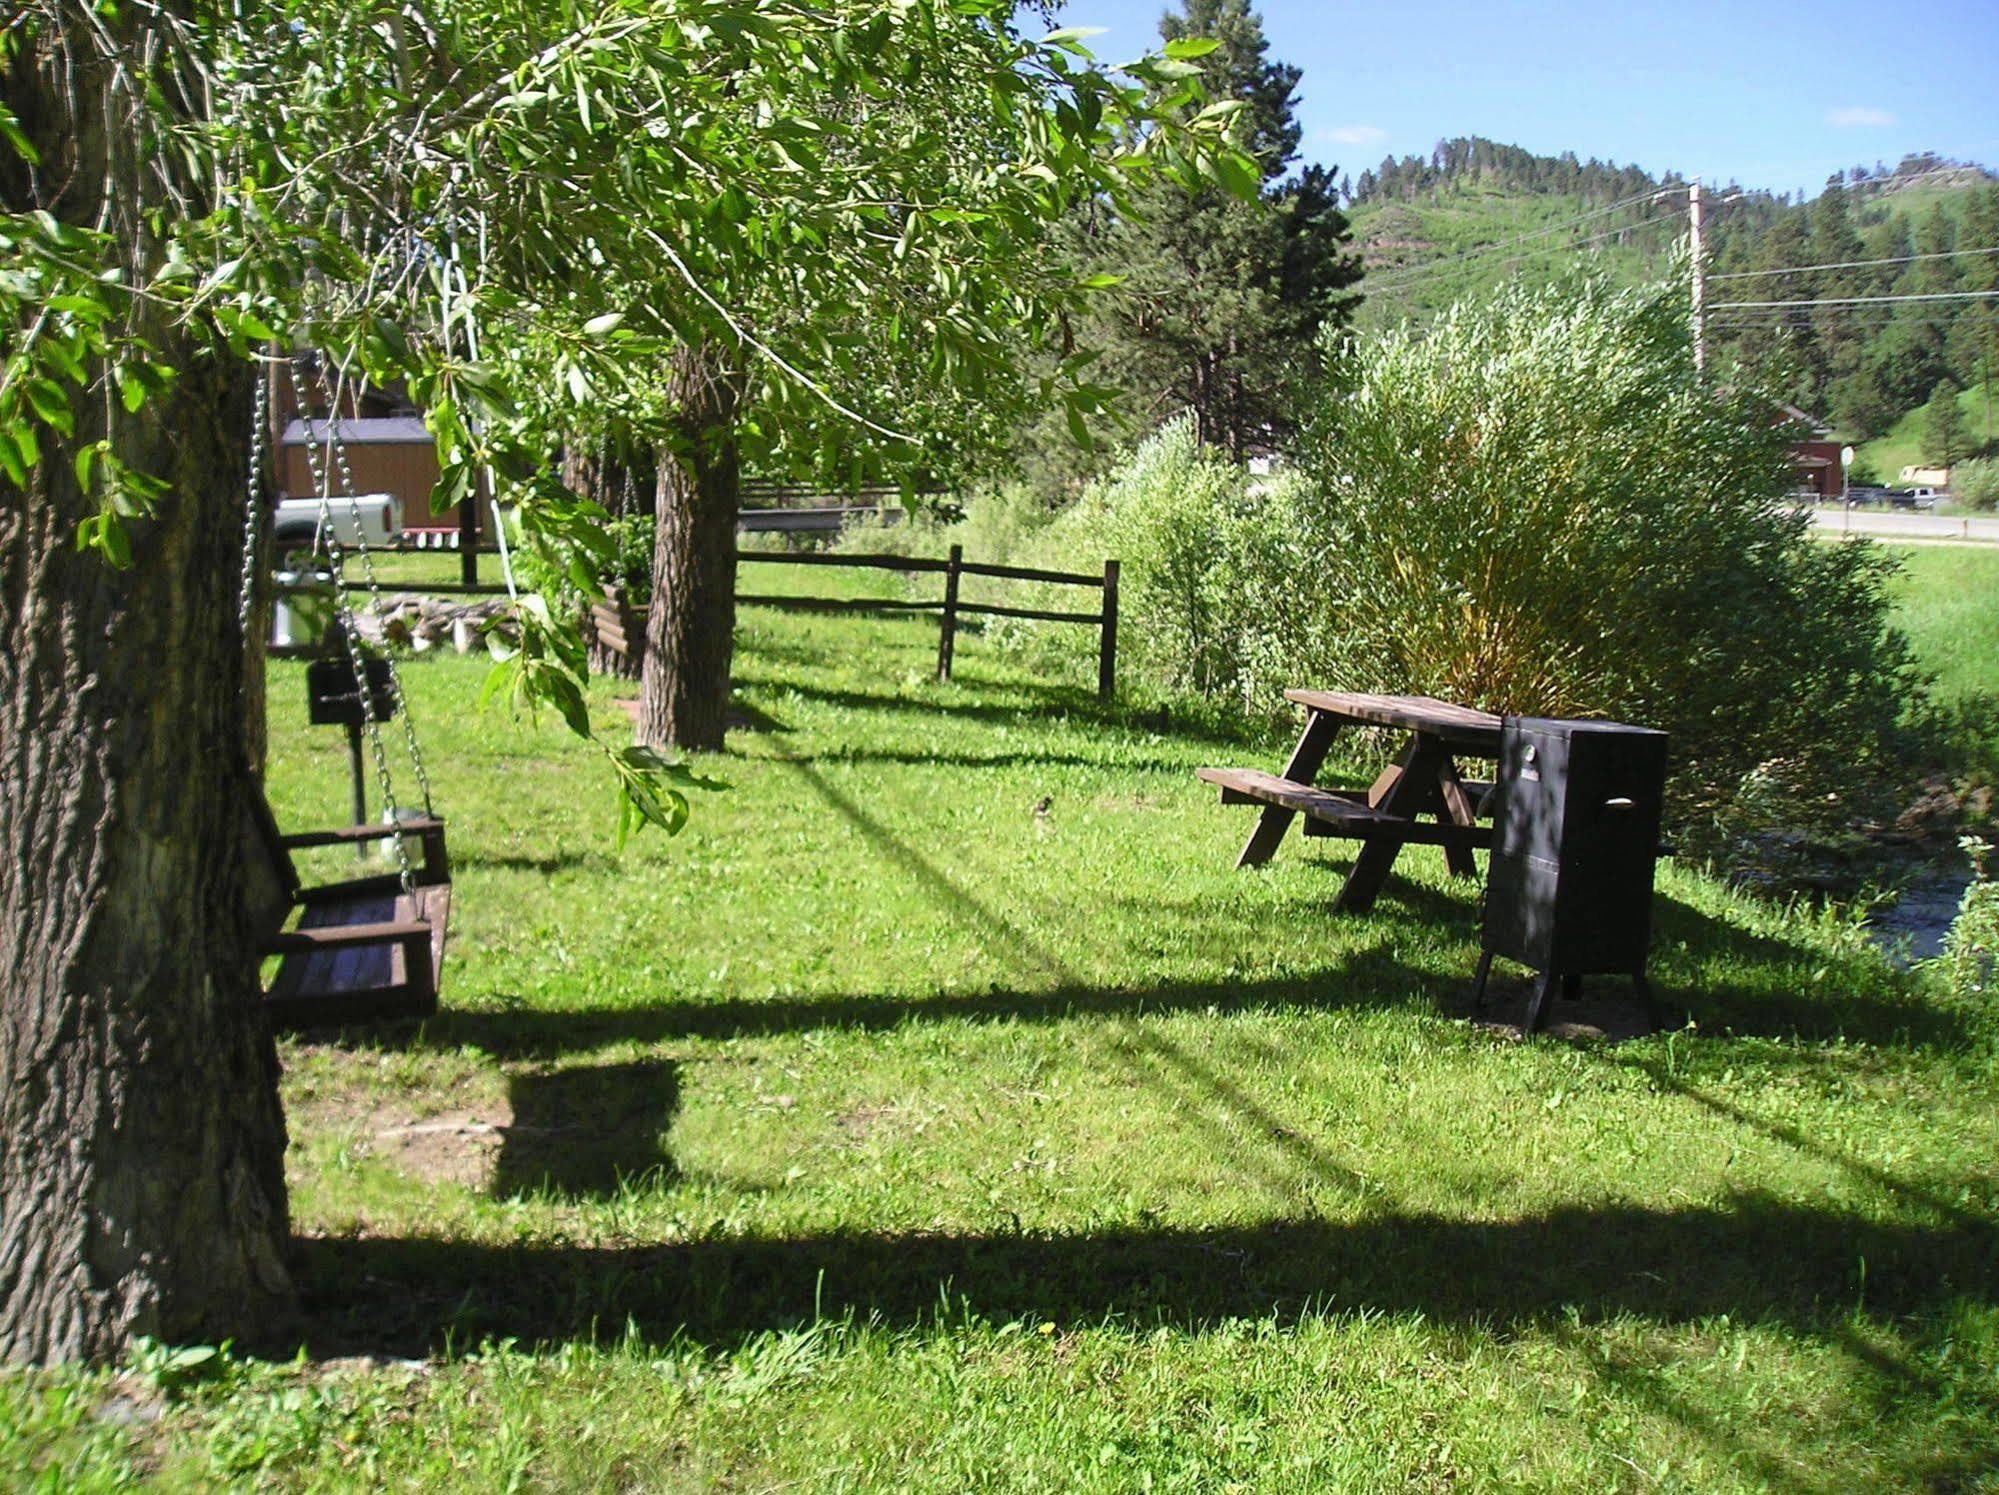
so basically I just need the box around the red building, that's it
[1778,403,1846,499]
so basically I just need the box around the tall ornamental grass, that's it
[1290,278,1925,832]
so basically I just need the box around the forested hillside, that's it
[1346,139,1999,459]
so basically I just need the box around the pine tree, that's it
[1924,377,1968,467]
[1044,0,1360,464]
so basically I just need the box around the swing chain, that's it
[236,363,270,643]
[290,357,417,894]
[311,360,438,819]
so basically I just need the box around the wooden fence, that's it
[591,545,1120,701]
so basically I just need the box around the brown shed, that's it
[279,416,454,532]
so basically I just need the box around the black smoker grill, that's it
[1474,716,1669,1033]
[305,654,401,842]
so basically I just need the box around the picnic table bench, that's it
[1199,690,1503,912]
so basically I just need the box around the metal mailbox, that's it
[1476,715,1668,1032]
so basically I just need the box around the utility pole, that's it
[1689,177,1706,378]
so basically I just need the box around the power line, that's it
[1362,186,1685,294]
[1712,315,1998,330]
[1711,305,1991,327]
[1368,207,1687,303]
[1709,244,1999,282]
[1706,289,1999,311]
[1844,163,1994,194]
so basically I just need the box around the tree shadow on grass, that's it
[420,955,1428,1059]
[492,1061,680,1200]
[1648,893,1973,1048]
[391,808,1968,1062]
[289,1194,1999,1490]
[736,673,1273,753]
[771,745,1204,775]
[454,849,624,876]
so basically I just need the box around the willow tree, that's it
[0,0,1242,1361]
[520,18,1246,750]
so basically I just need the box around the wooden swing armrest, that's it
[279,817,445,849]
[261,919,430,955]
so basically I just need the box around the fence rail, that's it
[736,545,1119,700]
[281,543,1122,701]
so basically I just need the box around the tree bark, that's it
[0,10,293,1364]
[637,346,743,752]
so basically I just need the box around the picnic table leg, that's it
[1433,757,1480,879]
[1235,710,1341,868]
[1335,734,1445,912]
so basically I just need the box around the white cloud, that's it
[1321,124,1388,148]
[1827,106,1896,128]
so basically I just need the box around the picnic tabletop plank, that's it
[1283,690,1503,750]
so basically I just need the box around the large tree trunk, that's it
[0,11,293,1364]
[637,347,743,752]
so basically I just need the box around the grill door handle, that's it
[1603,797,1636,811]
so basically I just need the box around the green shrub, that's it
[1287,277,1927,837]
[513,511,654,605]
[986,420,1305,708]
[1952,457,1999,512]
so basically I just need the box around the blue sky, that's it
[1053,0,1999,197]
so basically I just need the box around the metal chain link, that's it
[290,357,417,893]
[236,364,270,645]
[311,360,437,818]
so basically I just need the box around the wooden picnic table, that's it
[1198,691,1503,913]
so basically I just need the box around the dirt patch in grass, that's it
[285,1050,512,1191]
[368,1114,510,1191]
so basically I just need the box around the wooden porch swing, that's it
[244,784,451,1028]
[240,355,455,1030]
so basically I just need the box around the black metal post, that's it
[936,543,962,682]
[459,476,481,586]
[1097,558,1119,703]
[344,720,368,856]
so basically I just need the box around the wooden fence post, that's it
[937,542,963,681]
[459,475,482,586]
[1098,558,1119,703]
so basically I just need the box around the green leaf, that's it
[1162,36,1222,60]
[25,378,73,436]
[583,312,625,338]
[1042,26,1106,56]
[1214,149,1260,201]
[1065,400,1094,451]
[0,428,28,486]
[0,104,40,166]
[98,507,130,567]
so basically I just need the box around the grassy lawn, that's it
[10,564,1999,1490]
[1890,542,1999,702]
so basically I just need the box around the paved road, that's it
[1809,506,1999,544]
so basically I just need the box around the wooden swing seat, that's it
[245,787,452,1029]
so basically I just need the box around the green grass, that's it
[1890,542,1999,702]
[11,566,1999,1490]
[1858,378,1999,485]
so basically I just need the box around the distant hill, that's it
[1342,138,1999,454]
